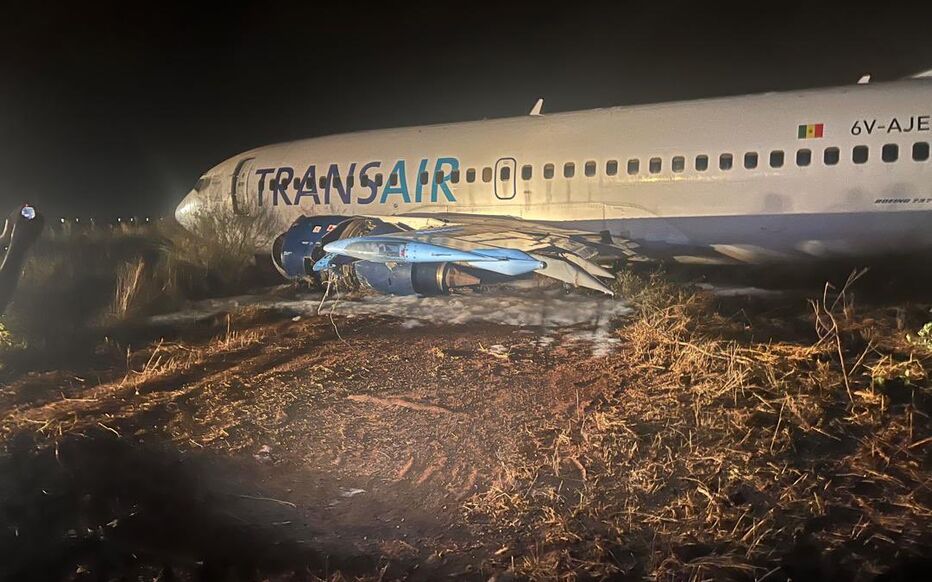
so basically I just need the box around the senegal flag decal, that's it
[798,123,824,139]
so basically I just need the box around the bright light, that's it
[21,206,36,220]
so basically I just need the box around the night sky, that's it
[3,1,932,219]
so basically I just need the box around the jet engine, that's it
[352,261,479,296]
[272,215,344,279]
[273,215,482,295]
[272,215,374,279]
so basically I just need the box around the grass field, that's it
[1,229,931,581]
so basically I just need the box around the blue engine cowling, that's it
[272,215,349,279]
[354,261,451,296]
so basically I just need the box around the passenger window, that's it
[500,166,511,181]
[360,174,370,187]
[882,143,899,163]
[627,159,640,175]
[913,142,930,161]
[375,174,383,186]
[293,177,301,189]
[521,165,532,180]
[853,145,869,164]
[796,149,812,167]
[451,169,460,183]
[649,157,661,174]
[319,176,328,189]
[744,152,758,169]
[269,179,278,190]
[770,150,784,168]
[418,172,428,185]
[346,176,354,188]
[435,171,444,184]
[823,147,840,166]
[564,162,575,178]
[390,173,399,186]
[482,167,493,182]
[544,163,554,179]
[584,160,596,177]
[672,156,685,173]
[466,168,476,183]
[606,160,618,176]
[719,153,733,170]
[695,155,709,171]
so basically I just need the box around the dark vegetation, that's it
[2,212,280,350]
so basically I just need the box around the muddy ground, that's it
[1,272,932,581]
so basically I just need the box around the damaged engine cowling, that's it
[272,216,481,296]
[352,261,479,296]
[271,215,359,279]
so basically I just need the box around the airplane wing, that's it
[314,214,643,295]
[906,68,932,79]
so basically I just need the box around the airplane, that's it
[175,71,932,296]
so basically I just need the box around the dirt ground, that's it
[1,273,932,581]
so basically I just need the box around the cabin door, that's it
[494,157,517,200]
[231,157,257,215]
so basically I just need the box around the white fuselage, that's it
[177,79,932,263]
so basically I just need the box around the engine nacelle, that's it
[273,216,482,294]
[273,215,407,279]
[354,261,480,296]
[272,215,351,279]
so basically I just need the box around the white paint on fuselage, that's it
[178,79,932,262]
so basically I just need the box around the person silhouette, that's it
[0,204,45,315]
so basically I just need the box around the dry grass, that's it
[0,307,269,442]
[165,207,280,294]
[465,269,932,580]
[5,209,281,344]
[111,257,147,319]
[3,263,931,580]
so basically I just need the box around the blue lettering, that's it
[380,160,410,204]
[357,161,381,204]
[294,165,319,205]
[255,168,275,206]
[324,163,353,205]
[272,167,294,206]
[431,157,459,202]
[414,158,428,203]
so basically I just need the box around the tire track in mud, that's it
[2,309,629,578]
[0,317,344,438]
[248,322,617,511]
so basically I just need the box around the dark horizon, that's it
[3,0,932,219]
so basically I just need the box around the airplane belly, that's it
[583,209,932,263]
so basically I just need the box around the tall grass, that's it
[165,208,280,295]
[465,269,932,579]
[5,208,281,346]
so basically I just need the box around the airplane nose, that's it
[175,189,199,230]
